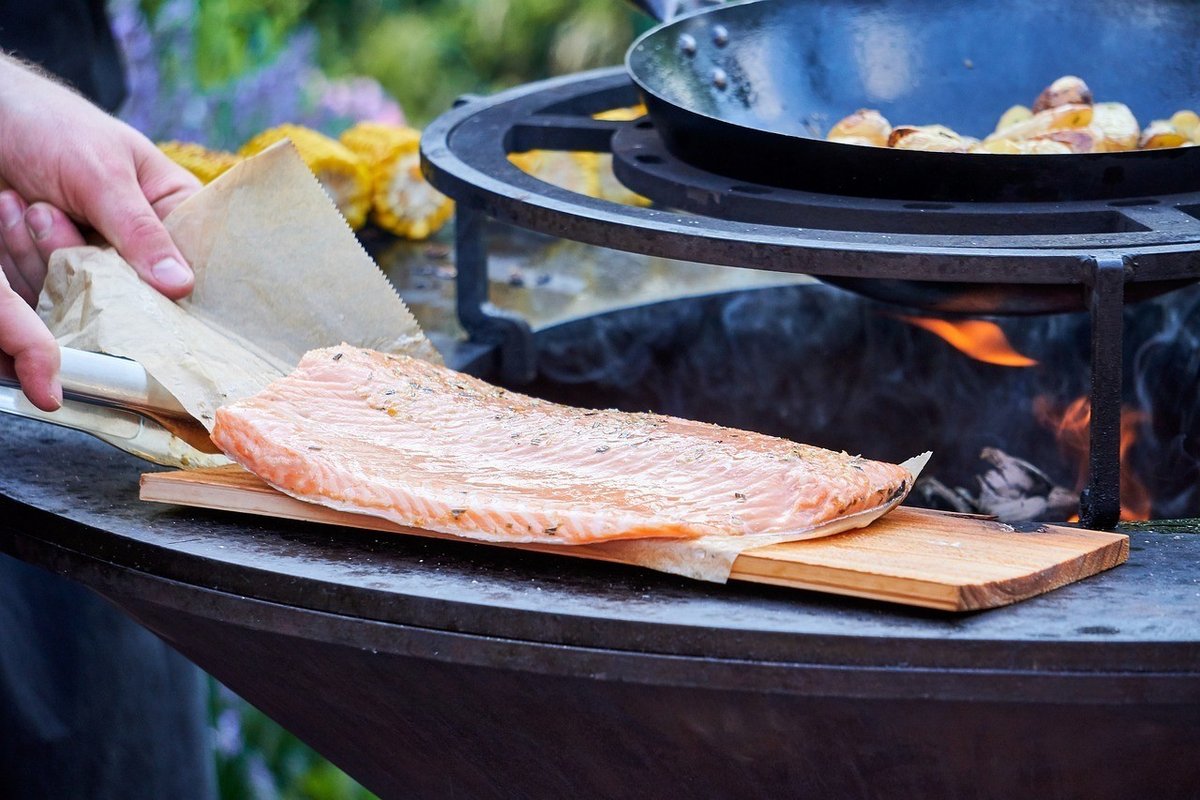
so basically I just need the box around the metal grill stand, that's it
[1083,257,1127,528]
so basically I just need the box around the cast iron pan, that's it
[627,0,1200,202]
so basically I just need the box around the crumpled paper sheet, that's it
[39,141,437,429]
[37,140,928,584]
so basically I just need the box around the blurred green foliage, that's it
[210,679,379,800]
[139,0,313,86]
[193,0,311,86]
[142,0,647,124]
[308,0,647,123]
[152,0,648,123]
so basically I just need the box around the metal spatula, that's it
[0,347,230,469]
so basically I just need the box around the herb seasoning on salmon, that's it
[210,346,913,545]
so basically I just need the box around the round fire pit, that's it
[1,303,1197,798]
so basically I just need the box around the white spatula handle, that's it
[0,346,189,417]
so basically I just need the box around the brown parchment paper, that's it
[39,142,436,428]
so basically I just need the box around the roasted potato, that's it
[1088,102,1140,151]
[1032,75,1093,113]
[971,138,1072,155]
[1033,129,1099,154]
[827,109,892,147]
[1139,120,1190,150]
[1170,110,1200,143]
[826,77,1194,155]
[889,125,976,152]
[994,105,1033,134]
[985,103,1093,144]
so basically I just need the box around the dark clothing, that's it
[0,5,216,799]
[0,0,126,111]
[0,555,217,800]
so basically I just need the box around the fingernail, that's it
[25,204,52,240]
[49,377,63,411]
[150,257,192,289]
[0,193,20,229]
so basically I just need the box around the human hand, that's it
[0,56,202,410]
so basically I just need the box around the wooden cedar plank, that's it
[736,507,1128,610]
[745,508,1126,580]
[735,534,1129,611]
[139,467,1129,611]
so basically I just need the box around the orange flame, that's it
[899,317,1038,367]
[1034,396,1151,521]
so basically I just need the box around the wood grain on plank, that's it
[140,466,1129,612]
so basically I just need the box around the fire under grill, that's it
[421,67,1200,530]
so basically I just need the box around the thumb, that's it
[86,182,194,300]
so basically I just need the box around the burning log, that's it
[915,448,1078,523]
[914,476,978,515]
[973,447,1078,521]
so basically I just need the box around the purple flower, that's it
[313,75,406,127]
[108,0,161,135]
[213,708,244,756]
[107,0,407,150]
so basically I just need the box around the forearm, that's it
[0,53,75,189]
[0,54,28,182]
[0,57,9,187]
[0,51,51,119]
[0,50,67,92]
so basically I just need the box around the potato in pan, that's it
[828,75,1197,154]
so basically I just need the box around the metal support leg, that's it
[1079,256,1128,530]
[454,205,536,383]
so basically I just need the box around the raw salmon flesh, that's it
[210,346,913,545]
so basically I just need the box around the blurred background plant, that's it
[111,0,647,149]
[210,679,378,800]
[113,3,650,795]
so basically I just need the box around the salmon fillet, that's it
[210,346,913,545]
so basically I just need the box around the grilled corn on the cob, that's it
[590,105,652,206]
[339,122,453,240]
[508,150,602,197]
[157,141,240,184]
[505,106,653,206]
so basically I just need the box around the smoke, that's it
[523,280,1200,521]
[1132,289,1200,518]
